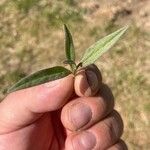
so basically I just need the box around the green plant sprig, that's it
[6,24,128,94]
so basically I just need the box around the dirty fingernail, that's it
[85,70,98,92]
[73,131,96,150]
[70,103,92,129]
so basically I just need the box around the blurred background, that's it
[0,0,149,149]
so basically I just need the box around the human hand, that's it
[0,64,127,150]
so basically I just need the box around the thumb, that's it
[0,75,74,134]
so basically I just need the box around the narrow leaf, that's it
[63,60,76,65]
[64,24,76,71]
[81,26,128,66]
[7,66,71,94]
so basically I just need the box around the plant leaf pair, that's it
[6,25,128,94]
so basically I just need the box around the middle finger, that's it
[61,84,114,131]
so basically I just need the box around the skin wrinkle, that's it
[97,97,107,118]
[69,102,93,131]
[67,102,82,131]
[0,105,25,135]
[72,131,97,150]
[0,99,43,135]
[0,116,40,135]
[0,126,34,150]
[76,97,107,132]
[114,111,124,137]
[103,111,123,149]
[67,103,73,130]
[104,118,117,144]
[108,139,128,150]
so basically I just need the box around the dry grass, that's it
[0,0,150,149]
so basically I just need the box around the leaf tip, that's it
[64,24,68,32]
[120,25,129,34]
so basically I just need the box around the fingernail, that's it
[70,103,92,129]
[73,132,96,150]
[85,70,98,92]
[44,78,63,88]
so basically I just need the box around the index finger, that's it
[74,64,102,97]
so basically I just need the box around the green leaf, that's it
[81,26,128,66]
[7,66,71,94]
[63,60,76,65]
[64,24,76,71]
